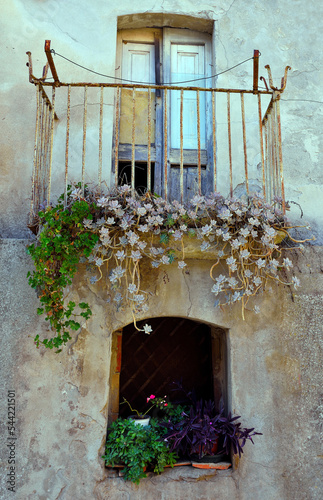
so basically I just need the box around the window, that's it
[108,318,227,425]
[114,28,213,201]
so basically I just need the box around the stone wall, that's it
[0,240,322,499]
[1,0,323,238]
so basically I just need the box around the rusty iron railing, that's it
[26,41,291,225]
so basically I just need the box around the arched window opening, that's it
[108,317,227,424]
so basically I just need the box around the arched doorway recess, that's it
[108,317,227,423]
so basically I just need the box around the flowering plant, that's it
[27,184,312,351]
[121,395,168,419]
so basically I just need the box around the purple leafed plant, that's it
[162,399,262,459]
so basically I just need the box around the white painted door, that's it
[170,43,206,150]
[120,41,156,148]
[122,42,155,84]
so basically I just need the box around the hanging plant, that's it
[27,184,311,352]
[27,193,98,351]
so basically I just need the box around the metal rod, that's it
[180,89,184,203]
[30,84,41,221]
[42,101,50,205]
[26,51,34,83]
[47,104,52,202]
[212,90,217,191]
[147,87,151,191]
[257,93,266,199]
[270,113,276,200]
[272,105,279,200]
[262,96,275,126]
[164,88,168,200]
[264,122,269,201]
[64,85,71,207]
[81,85,88,194]
[275,97,286,212]
[227,93,233,197]
[240,93,248,194]
[42,62,49,80]
[44,40,60,85]
[114,86,120,187]
[273,101,279,202]
[131,87,136,191]
[37,82,58,120]
[253,50,260,93]
[36,79,273,94]
[47,86,56,206]
[39,97,46,199]
[268,114,273,200]
[197,89,201,195]
[98,86,103,193]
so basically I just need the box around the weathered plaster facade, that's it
[1,1,322,499]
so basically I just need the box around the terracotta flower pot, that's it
[190,436,219,457]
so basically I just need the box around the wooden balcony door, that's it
[116,28,213,200]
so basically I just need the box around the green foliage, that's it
[102,418,177,483]
[162,402,187,424]
[27,200,98,352]
[159,232,169,245]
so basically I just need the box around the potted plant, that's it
[102,417,177,483]
[120,395,169,426]
[162,400,262,459]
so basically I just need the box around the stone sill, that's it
[105,461,232,482]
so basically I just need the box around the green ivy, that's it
[27,199,98,352]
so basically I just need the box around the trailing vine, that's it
[27,194,98,351]
[27,185,312,352]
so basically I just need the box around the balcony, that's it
[26,42,290,226]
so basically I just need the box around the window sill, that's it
[105,459,232,479]
[105,462,233,482]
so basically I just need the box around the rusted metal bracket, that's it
[260,76,269,92]
[253,50,260,93]
[44,40,60,86]
[26,51,36,83]
[26,51,49,83]
[42,62,49,80]
[264,64,291,93]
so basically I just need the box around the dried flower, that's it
[143,324,153,334]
